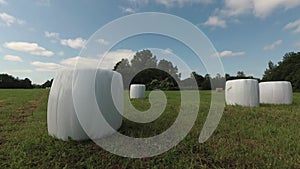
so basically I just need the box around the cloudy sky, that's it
[0,0,300,84]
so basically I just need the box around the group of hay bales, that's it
[225,79,292,107]
[47,68,292,141]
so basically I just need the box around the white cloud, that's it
[31,61,62,72]
[219,0,253,17]
[4,42,54,57]
[30,49,135,72]
[263,40,283,50]
[3,55,23,62]
[120,7,136,13]
[162,48,173,55]
[123,0,148,13]
[203,16,227,28]
[100,49,135,69]
[60,49,135,70]
[216,50,246,57]
[60,56,98,68]
[0,12,25,26]
[60,37,86,49]
[218,0,300,18]
[155,0,213,8]
[253,0,300,18]
[126,0,212,8]
[45,32,87,49]
[45,31,60,39]
[96,38,110,45]
[284,19,300,33]
[203,1,300,29]
[5,69,33,73]
[0,0,7,4]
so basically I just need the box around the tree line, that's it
[0,74,53,89]
[0,74,33,89]
[262,52,300,91]
[1,50,299,91]
[113,50,258,90]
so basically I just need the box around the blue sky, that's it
[0,0,300,84]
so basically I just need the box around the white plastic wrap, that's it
[130,84,146,99]
[259,81,292,104]
[225,79,259,107]
[47,68,123,141]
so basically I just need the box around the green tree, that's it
[114,49,180,90]
[262,52,300,91]
[237,71,246,77]
[0,74,33,89]
[191,72,204,88]
[131,50,157,72]
[41,79,53,88]
[113,58,132,88]
[201,74,211,90]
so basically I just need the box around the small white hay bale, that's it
[47,68,123,141]
[130,84,146,99]
[225,79,259,107]
[216,88,223,92]
[259,81,292,104]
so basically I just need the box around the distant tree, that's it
[225,73,231,80]
[225,71,258,81]
[191,71,204,88]
[113,58,131,72]
[114,49,180,90]
[237,71,246,77]
[21,78,33,88]
[157,59,180,79]
[148,79,160,90]
[131,50,157,72]
[41,79,53,88]
[262,52,300,91]
[159,77,176,90]
[211,73,226,89]
[113,58,132,88]
[201,74,211,90]
[0,74,33,89]
[180,72,206,89]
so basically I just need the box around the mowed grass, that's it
[0,89,300,168]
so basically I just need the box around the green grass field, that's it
[0,89,299,168]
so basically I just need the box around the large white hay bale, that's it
[130,84,146,99]
[259,81,292,104]
[47,69,123,141]
[225,79,259,107]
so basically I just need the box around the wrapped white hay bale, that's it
[216,88,223,92]
[130,84,146,99]
[47,69,123,141]
[47,69,87,141]
[225,79,259,107]
[259,81,292,104]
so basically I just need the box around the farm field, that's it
[0,89,300,168]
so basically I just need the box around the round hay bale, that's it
[130,84,146,99]
[259,81,292,104]
[216,88,223,92]
[225,79,259,107]
[47,69,123,141]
